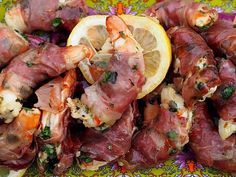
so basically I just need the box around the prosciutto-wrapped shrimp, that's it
[76,105,135,171]
[68,15,145,128]
[123,85,192,169]
[201,20,236,64]
[0,108,41,170]
[0,43,93,124]
[189,103,236,172]
[146,0,218,31]
[34,70,79,175]
[167,26,221,106]
[211,59,236,140]
[5,0,88,32]
[0,23,28,68]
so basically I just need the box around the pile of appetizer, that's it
[0,0,235,175]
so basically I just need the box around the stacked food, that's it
[0,0,235,176]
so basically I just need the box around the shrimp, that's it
[0,43,93,123]
[68,15,145,128]
[0,23,29,68]
[189,103,236,172]
[5,0,88,32]
[0,108,41,170]
[123,84,192,169]
[146,0,218,31]
[35,69,78,175]
[167,26,221,107]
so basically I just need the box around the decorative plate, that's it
[0,0,235,176]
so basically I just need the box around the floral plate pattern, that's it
[0,0,235,176]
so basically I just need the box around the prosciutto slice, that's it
[0,43,92,100]
[189,103,236,172]
[212,59,236,121]
[168,26,221,106]
[0,108,41,170]
[124,107,189,169]
[201,20,236,64]
[5,0,88,32]
[35,70,78,175]
[0,23,28,68]
[78,105,135,169]
[145,0,218,31]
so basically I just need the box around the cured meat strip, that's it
[211,59,236,139]
[0,23,28,68]
[0,43,93,123]
[35,70,79,175]
[5,0,88,32]
[189,103,236,172]
[68,15,145,127]
[201,20,236,64]
[168,26,221,106]
[78,105,135,170]
[123,85,192,169]
[0,108,41,170]
[146,0,218,31]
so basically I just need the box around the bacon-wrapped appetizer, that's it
[211,59,236,140]
[0,43,93,123]
[0,108,41,170]
[189,103,236,173]
[77,105,135,170]
[68,15,145,128]
[35,70,79,175]
[167,26,221,106]
[123,85,192,169]
[5,0,88,32]
[201,20,236,64]
[145,0,218,31]
[0,23,28,68]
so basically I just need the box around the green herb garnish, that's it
[39,126,51,140]
[22,107,32,112]
[199,24,210,31]
[221,85,235,100]
[167,130,177,140]
[95,61,108,69]
[102,71,118,84]
[52,17,61,28]
[132,65,138,71]
[42,144,57,160]
[79,154,93,163]
[196,81,205,90]
[26,61,34,67]
[169,101,178,112]
[119,31,126,38]
[168,148,177,156]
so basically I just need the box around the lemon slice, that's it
[0,167,27,177]
[67,15,171,98]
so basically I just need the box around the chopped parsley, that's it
[196,81,205,90]
[42,144,57,160]
[95,61,108,69]
[169,101,178,112]
[26,61,34,67]
[167,130,177,140]
[221,85,235,100]
[119,31,126,38]
[39,126,51,140]
[22,107,32,112]
[168,148,177,156]
[132,65,138,71]
[102,71,118,84]
[199,24,210,31]
[52,17,61,28]
[79,153,93,163]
